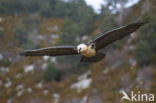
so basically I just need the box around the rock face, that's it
[88,89,103,103]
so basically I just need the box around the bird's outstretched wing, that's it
[20,46,78,56]
[89,21,147,50]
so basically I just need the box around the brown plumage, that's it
[20,46,78,56]
[89,21,147,50]
[20,20,147,62]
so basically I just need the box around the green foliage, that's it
[140,13,156,34]
[98,5,118,37]
[134,41,151,65]
[39,3,52,17]
[13,25,37,49]
[22,0,42,13]
[0,0,42,14]
[99,7,118,33]
[60,19,80,45]
[40,0,67,17]
[134,33,156,66]
[0,0,96,21]
[13,26,28,45]
[21,14,41,31]
[43,62,62,82]
[59,0,95,44]
[0,0,25,14]
[67,0,95,23]
[13,14,42,49]
[134,12,156,66]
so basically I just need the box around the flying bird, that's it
[20,20,147,62]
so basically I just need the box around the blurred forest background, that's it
[0,0,156,103]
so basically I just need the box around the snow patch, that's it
[71,78,92,92]
[111,61,122,69]
[71,71,92,92]
[0,67,10,73]
[50,57,56,63]
[131,33,137,38]
[42,63,47,70]
[24,65,34,73]
[17,90,24,97]
[51,34,59,39]
[43,56,49,61]
[78,71,90,81]
[16,84,25,96]
[53,93,60,103]
[4,80,12,88]
[129,58,136,69]
[81,96,88,103]
[36,82,43,88]
[27,88,32,93]
[16,84,24,90]
[15,73,22,79]
[43,90,48,95]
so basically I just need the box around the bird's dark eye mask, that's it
[91,44,95,49]
[79,48,81,52]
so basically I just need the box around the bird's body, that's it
[83,48,96,57]
[20,20,148,62]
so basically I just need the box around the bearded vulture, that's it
[20,20,147,62]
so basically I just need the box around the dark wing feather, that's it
[20,46,78,56]
[89,21,147,50]
[80,52,105,62]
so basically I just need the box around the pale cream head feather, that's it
[77,44,87,53]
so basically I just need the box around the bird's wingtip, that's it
[19,51,27,56]
[142,18,150,24]
[137,17,150,24]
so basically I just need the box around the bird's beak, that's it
[78,48,81,53]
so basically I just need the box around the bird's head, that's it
[77,44,87,54]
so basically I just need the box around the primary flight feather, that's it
[20,20,147,62]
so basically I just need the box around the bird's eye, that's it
[91,44,94,49]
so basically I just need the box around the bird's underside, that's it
[80,52,105,62]
[19,20,147,62]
